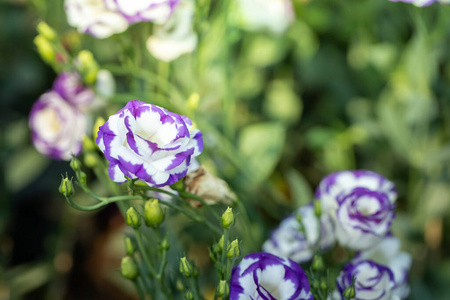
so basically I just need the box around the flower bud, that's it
[59,177,74,197]
[222,207,234,228]
[144,199,164,228]
[70,157,81,172]
[320,278,327,290]
[312,255,324,271]
[76,50,99,84]
[227,239,240,259]
[121,256,139,280]
[179,257,193,277]
[126,207,141,229]
[82,136,97,152]
[34,35,55,64]
[184,290,194,300]
[343,285,356,300]
[160,236,170,251]
[37,21,56,41]
[314,200,322,217]
[125,237,136,256]
[93,117,105,142]
[83,153,97,168]
[78,171,87,185]
[186,93,200,111]
[216,280,229,297]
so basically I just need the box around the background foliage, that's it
[1,0,450,299]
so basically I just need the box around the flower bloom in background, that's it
[356,236,412,299]
[389,0,444,6]
[96,100,203,187]
[65,0,129,38]
[315,170,397,214]
[236,0,295,34]
[29,91,87,160]
[146,0,197,62]
[53,71,95,108]
[230,252,313,300]
[262,204,335,263]
[336,260,397,300]
[105,0,179,24]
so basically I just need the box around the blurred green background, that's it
[1,0,450,299]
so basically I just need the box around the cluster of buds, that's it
[125,198,165,230]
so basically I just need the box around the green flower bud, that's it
[83,153,97,168]
[126,207,141,229]
[59,177,74,197]
[216,280,229,297]
[179,257,193,277]
[93,117,105,142]
[125,237,136,256]
[82,136,97,152]
[76,50,99,84]
[215,235,224,252]
[160,236,170,251]
[184,290,194,300]
[312,255,324,271]
[343,285,356,300]
[320,278,327,290]
[34,35,54,64]
[227,239,240,259]
[78,171,87,185]
[36,21,56,41]
[144,199,164,228]
[222,207,234,228]
[314,201,322,217]
[121,256,139,280]
[70,157,81,171]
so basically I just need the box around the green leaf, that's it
[238,122,286,183]
[285,169,313,207]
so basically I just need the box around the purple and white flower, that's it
[105,0,179,24]
[29,91,87,160]
[336,260,397,300]
[96,100,203,187]
[53,72,95,108]
[146,0,197,62]
[236,0,295,34]
[263,204,335,263]
[315,170,397,214]
[65,0,129,39]
[389,0,443,6]
[315,170,397,250]
[230,252,313,300]
[356,236,412,299]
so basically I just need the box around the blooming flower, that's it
[105,0,179,24]
[236,0,295,34]
[29,91,87,160]
[230,252,313,300]
[262,204,335,263]
[52,72,95,108]
[315,170,397,214]
[96,100,203,187]
[65,0,129,39]
[389,0,438,6]
[356,236,412,299]
[336,260,397,300]
[146,0,197,62]
[315,170,397,250]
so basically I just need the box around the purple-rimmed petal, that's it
[105,0,180,24]
[53,72,95,108]
[389,0,438,6]
[336,260,396,300]
[263,204,335,263]
[230,252,313,300]
[29,91,87,161]
[96,100,203,187]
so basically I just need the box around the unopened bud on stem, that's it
[126,207,141,229]
[59,177,74,197]
[222,207,234,228]
[179,257,193,277]
[227,239,240,259]
[144,199,164,228]
[121,256,139,280]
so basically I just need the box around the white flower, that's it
[356,236,412,299]
[236,0,295,34]
[65,0,128,39]
[96,100,203,187]
[262,204,335,263]
[29,91,87,160]
[146,0,197,62]
[105,0,179,24]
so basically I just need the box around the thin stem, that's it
[135,278,147,300]
[134,228,157,277]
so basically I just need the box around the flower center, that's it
[355,196,380,216]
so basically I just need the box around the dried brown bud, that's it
[184,165,235,207]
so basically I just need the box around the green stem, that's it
[135,278,147,300]
[134,228,157,277]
